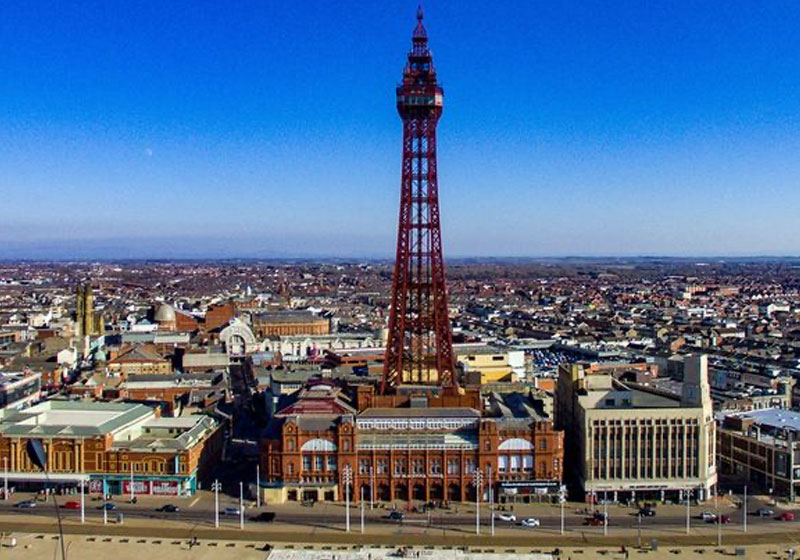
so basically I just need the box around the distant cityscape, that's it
[2,4,800,560]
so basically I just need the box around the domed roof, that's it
[154,304,176,323]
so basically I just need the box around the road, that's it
[0,495,794,536]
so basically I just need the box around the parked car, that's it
[638,507,656,517]
[520,517,540,527]
[699,511,716,522]
[157,504,180,513]
[223,507,241,516]
[14,500,36,509]
[250,512,276,523]
[61,501,81,510]
[497,513,516,522]
[386,511,405,521]
[98,502,117,511]
[777,512,795,522]
[584,517,604,526]
[710,515,730,524]
[755,507,774,517]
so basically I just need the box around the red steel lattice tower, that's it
[382,6,455,394]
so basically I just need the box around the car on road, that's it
[638,507,656,517]
[223,507,241,516]
[61,501,81,510]
[386,511,405,521]
[584,517,604,526]
[699,511,716,522]
[157,504,180,513]
[777,512,796,522]
[755,507,774,517]
[520,517,540,527]
[250,512,276,523]
[14,500,36,509]
[497,513,516,522]
[98,503,117,511]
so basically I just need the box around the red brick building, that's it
[260,382,564,504]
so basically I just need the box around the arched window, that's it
[498,438,534,451]
[300,439,337,452]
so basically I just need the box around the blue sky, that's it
[2,1,800,259]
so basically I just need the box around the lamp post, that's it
[360,485,365,534]
[3,456,7,501]
[370,466,375,510]
[559,485,567,535]
[103,479,108,526]
[343,465,352,533]
[80,478,85,524]
[715,489,722,547]
[212,480,221,528]
[256,464,261,509]
[685,489,692,535]
[743,485,747,533]
[603,490,608,536]
[130,461,135,503]
[473,468,483,536]
[239,482,244,529]
[488,466,494,537]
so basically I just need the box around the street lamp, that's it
[239,481,244,530]
[603,490,608,536]
[685,489,692,535]
[256,464,261,509]
[559,485,567,535]
[343,465,352,533]
[743,485,747,533]
[360,485,365,534]
[212,480,222,528]
[3,456,7,501]
[80,478,85,524]
[473,468,483,536]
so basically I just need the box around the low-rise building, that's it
[717,408,800,501]
[0,370,41,412]
[0,401,222,496]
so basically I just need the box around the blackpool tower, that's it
[381,7,455,394]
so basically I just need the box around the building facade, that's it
[251,311,330,338]
[0,401,223,496]
[260,382,563,504]
[718,408,800,501]
[556,355,717,502]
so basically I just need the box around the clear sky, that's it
[2,1,800,259]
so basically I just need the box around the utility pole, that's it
[473,468,483,536]
[212,480,221,528]
[343,465,352,533]
[239,481,244,530]
[256,464,261,509]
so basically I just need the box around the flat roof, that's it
[0,400,153,437]
[737,408,800,432]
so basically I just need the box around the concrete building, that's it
[555,355,717,502]
[0,370,41,412]
[456,345,524,384]
[718,408,800,501]
[0,400,222,496]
